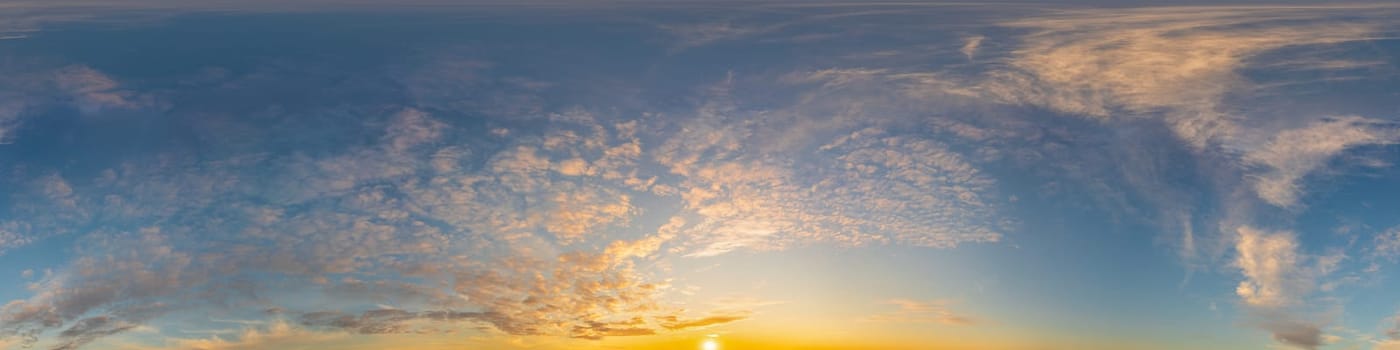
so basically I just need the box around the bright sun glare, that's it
[702,339,719,350]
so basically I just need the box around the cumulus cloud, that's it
[1234,226,1312,308]
[1233,226,1343,349]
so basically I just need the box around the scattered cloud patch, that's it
[960,35,984,60]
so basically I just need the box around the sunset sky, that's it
[1,1,1400,349]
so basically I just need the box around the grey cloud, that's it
[1,228,189,349]
[52,316,139,350]
[1250,311,1327,350]
[298,309,484,335]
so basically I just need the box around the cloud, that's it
[656,313,747,331]
[53,316,142,350]
[0,223,35,255]
[382,108,446,154]
[1234,226,1311,308]
[0,64,155,144]
[1251,313,1326,350]
[1243,116,1400,208]
[137,320,346,350]
[565,317,657,340]
[5,4,1394,349]
[0,86,1017,348]
[660,22,767,50]
[396,57,548,120]
[0,109,614,347]
[656,85,1005,256]
[953,7,1400,346]
[1233,226,1343,349]
[1373,227,1400,263]
[0,228,188,349]
[863,299,980,326]
[960,35,984,60]
[0,5,99,41]
[0,65,45,143]
[52,66,152,113]
[298,309,484,335]
[984,5,1395,149]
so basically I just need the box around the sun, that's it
[702,339,719,350]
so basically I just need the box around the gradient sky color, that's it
[1,1,1400,350]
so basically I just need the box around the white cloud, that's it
[1234,226,1311,308]
[1243,116,1399,208]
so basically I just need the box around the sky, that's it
[0,1,1399,350]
